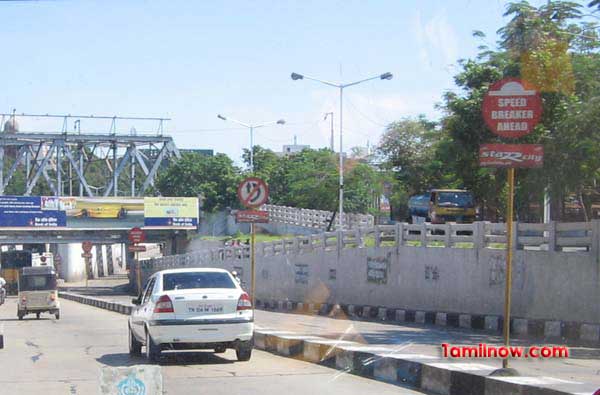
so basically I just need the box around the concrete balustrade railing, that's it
[139,220,600,274]
[131,220,600,327]
[261,204,374,230]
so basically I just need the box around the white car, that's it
[128,268,254,362]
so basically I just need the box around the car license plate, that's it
[186,303,224,314]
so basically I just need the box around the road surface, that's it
[0,297,426,395]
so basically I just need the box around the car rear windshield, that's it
[162,272,236,291]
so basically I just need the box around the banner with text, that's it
[479,144,544,168]
[144,197,198,227]
[0,196,67,227]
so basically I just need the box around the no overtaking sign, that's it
[237,177,269,208]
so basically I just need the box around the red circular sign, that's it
[128,227,145,244]
[237,177,269,208]
[82,241,93,253]
[482,78,542,139]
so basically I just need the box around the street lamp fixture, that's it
[291,70,393,229]
[217,114,286,172]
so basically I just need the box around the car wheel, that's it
[129,326,142,356]
[214,345,226,354]
[236,341,252,361]
[145,329,161,362]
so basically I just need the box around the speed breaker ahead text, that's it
[236,177,269,223]
[482,78,542,139]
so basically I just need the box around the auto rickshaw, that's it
[17,266,60,320]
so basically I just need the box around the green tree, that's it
[156,152,241,212]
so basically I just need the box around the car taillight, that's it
[154,295,174,313]
[237,292,252,311]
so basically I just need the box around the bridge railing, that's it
[141,221,600,275]
[261,204,374,230]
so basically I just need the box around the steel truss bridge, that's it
[0,113,180,197]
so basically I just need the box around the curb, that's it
[255,299,600,347]
[59,292,132,315]
[60,291,592,395]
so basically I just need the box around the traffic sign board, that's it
[128,245,147,253]
[480,144,544,168]
[482,78,542,139]
[82,241,93,253]
[237,177,269,208]
[236,210,269,223]
[128,227,145,244]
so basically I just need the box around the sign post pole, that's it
[136,251,141,296]
[85,256,89,288]
[250,223,256,309]
[502,167,515,369]
[237,177,270,311]
[481,78,543,371]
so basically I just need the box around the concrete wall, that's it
[136,221,600,324]
[137,244,600,324]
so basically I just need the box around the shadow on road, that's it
[97,351,234,367]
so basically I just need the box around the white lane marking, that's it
[490,376,581,385]
[428,362,496,371]
[378,353,440,360]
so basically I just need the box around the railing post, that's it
[374,225,381,247]
[356,227,364,248]
[591,219,600,263]
[548,221,557,252]
[337,230,343,255]
[420,222,428,248]
[395,222,404,249]
[444,224,452,247]
[512,221,519,251]
[474,221,485,250]
[292,237,299,255]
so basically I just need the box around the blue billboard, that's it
[0,196,67,227]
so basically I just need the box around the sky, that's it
[0,0,555,165]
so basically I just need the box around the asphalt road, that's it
[0,297,427,395]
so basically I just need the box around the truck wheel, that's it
[236,341,252,361]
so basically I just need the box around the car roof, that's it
[155,268,231,275]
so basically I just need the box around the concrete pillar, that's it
[106,245,114,275]
[95,245,105,277]
[57,243,87,282]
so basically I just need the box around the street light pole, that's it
[324,112,334,151]
[339,86,344,229]
[291,71,393,229]
[217,115,285,173]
